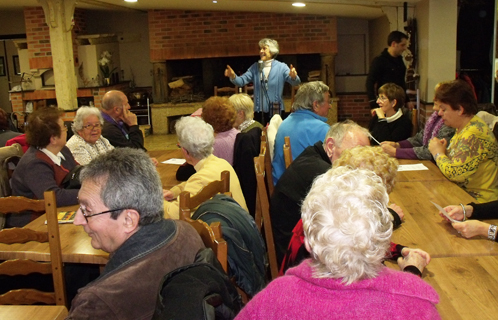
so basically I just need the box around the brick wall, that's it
[337,93,371,126]
[24,7,52,69]
[148,10,337,61]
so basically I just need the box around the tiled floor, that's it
[144,134,178,151]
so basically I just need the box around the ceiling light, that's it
[213,1,218,3]
[292,2,306,7]
[124,0,137,2]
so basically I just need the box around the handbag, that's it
[62,165,84,189]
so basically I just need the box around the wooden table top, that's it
[396,159,448,182]
[0,305,68,320]
[0,205,109,265]
[390,180,498,258]
[385,255,498,320]
[149,149,184,189]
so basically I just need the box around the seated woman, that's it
[0,108,21,147]
[163,116,248,219]
[66,106,114,165]
[439,201,498,241]
[236,167,439,319]
[428,79,498,203]
[10,107,79,227]
[381,84,455,159]
[369,82,412,145]
[279,146,428,275]
[202,96,240,165]
[229,93,263,133]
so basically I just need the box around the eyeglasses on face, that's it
[78,206,125,222]
[83,123,102,130]
[377,95,389,102]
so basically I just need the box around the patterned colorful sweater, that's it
[436,115,498,203]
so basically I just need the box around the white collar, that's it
[39,148,66,166]
[385,109,403,123]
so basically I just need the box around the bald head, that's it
[102,90,127,111]
[323,120,370,163]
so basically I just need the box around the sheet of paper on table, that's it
[398,163,429,171]
[162,158,186,165]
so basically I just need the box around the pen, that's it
[369,133,381,145]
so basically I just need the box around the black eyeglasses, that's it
[78,206,125,222]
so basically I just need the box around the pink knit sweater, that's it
[213,128,239,166]
[236,259,440,320]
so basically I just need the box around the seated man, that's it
[101,90,145,150]
[271,120,372,264]
[272,81,331,185]
[67,148,205,319]
[163,116,248,219]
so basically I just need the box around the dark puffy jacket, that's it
[193,194,267,297]
[152,248,242,320]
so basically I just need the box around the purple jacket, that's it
[236,259,440,320]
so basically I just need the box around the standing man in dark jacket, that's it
[366,31,409,109]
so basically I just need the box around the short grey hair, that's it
[229,93,254,121]
[259,38,279,57]
[79,148,163,226]
[301,166,392,285]
[323,120,369,150]
[292,81,329,111]
[175,116,214,160]
[102,90,125,111]
[72,106,104,133]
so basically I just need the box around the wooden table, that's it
[385,256,498,320]
[149,149,184,189]
[390,180,498,257]
[0,206,108,265]
[0,305,68,320]
[396,159,448,182]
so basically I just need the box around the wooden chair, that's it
[290,85,300,108]
[254,154,279,280]
[178,171,231,272]
[260,129,274,197]
[214,86,238,96]
[0,191,67,307]
[243,85,254,96]
[283,136,293,169]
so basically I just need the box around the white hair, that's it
[301,166,392,285]
[258,38,279,57]
[72,106,103,133]
[229,93,254,121]
[175,116,214,160]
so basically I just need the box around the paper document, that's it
[398,164,429,171]
[162,158,186,165]
[431,201,461,223]
[44,211,76,224]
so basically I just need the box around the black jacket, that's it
[366,48,407,108]
[102,118,146,150]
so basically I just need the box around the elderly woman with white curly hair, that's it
[66,106,114,165]
[163,116,248,219]
[235,167,440,319]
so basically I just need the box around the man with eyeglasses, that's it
[67,148,204,320]
[101,90,145,150]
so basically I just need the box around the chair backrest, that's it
[178,171,231,272]
[0,191,67,307]
[254,154,279,280]
[243,85,254,96]
[283,136,293,169]
[260,129,274,197]
[214,86,238,96]
[179,171,230,220]
[290,85,300,108]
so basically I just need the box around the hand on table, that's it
[289,64,298,80]
[398,248,431,273]
[428,137,447,157]
[388,203,404,221]
[225,65,235,80]
[380,141,399,157]
[452,220,490,239]
[121,107,138,126]
[163,189,175,201]
[150,157,158,166]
